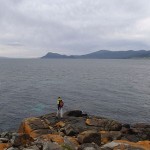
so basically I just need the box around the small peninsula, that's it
[0,110,149,150]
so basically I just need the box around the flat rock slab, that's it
[77,130,101,146]
[18,117,52,138]
[86,118,122,131]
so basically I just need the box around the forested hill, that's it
[42,50,150,59]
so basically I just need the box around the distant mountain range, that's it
[41,50,150,59]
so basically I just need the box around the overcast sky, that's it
[0,0,150,58]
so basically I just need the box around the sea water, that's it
[0,59,150,131]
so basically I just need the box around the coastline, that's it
[0,110,150,150]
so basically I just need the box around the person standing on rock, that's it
[56,97,64,118]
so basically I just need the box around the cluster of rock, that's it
[0,110,150,150]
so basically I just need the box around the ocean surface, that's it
[0,59,150,132]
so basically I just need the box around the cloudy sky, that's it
[0,0,150,58]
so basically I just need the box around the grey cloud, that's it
[0,0,150,57]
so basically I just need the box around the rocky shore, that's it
[0,110,150,150]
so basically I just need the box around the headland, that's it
[0,110,150,150]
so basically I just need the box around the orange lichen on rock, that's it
[100,131,121,144]
[18,117,52,138]
[101,137,111,144]
[41,134,64,144]
[138,141,150,149]
[14,133,34,146]
[86,118,108,126]
[67,137,79,146]
[0,143,11,150]
[55,121,65,128]
[114,140,150,150]
[85,118,92,125]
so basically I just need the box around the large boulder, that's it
[18,117,52,138]
[62,116,90,133]
[64,110,83,117]
[40,134,64,144]
[121,134,140,142]
[64,124,79,136]
[100,131,122,144]
[86,118,122,131]
[77,130,101,146]
[11,133,34,147]
[131,123,150,141]
[121,123,132,134]
[63,136,79,150]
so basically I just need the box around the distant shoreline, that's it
[42,50,150,59]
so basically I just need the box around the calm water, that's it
[0,59,150,131]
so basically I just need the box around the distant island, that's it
[41,50,150,59]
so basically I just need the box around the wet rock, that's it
[86,118,122,131]
[77,130,101,146]
[64,110,83,117]
[78,143,100,150]
[64,124,79,136]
